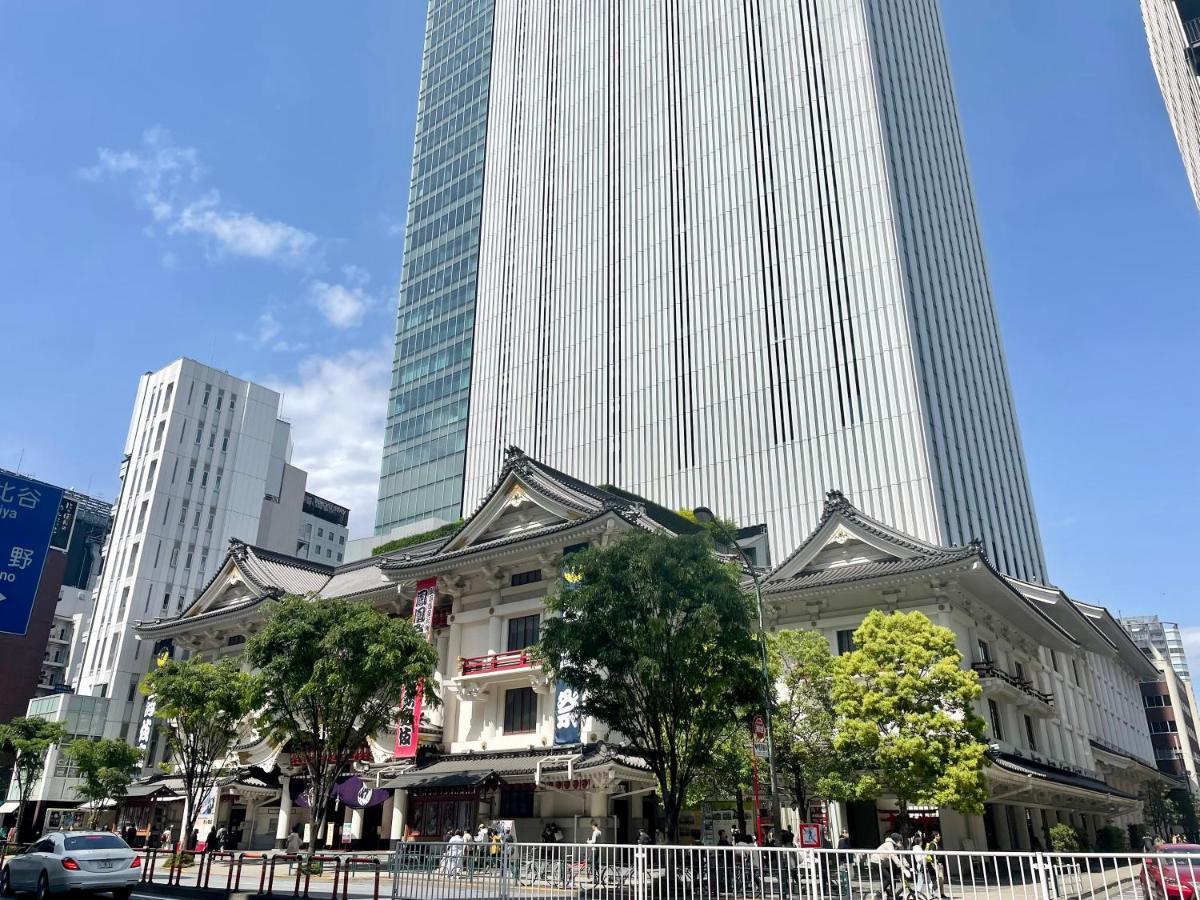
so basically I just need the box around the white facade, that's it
[1142,0,1200,214]
[74,359,306,759]
[461,0,1046,583]
[764,491,1162,849]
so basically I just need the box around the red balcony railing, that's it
[459,649,537,676]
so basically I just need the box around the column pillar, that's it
[389,790,408,849]
[351,807,365,849]
[629,793,645,843]
[275,776,293,849]
[992,806,1013,850]
[587,789,609,839]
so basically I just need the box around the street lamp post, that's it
[693,506,784,843]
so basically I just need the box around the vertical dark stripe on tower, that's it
[742,0,796,446]
[607,1,624,484]
[797,0,864,427]
[533,0,561,457]
[492,0,530,482]
[663,0,695,469]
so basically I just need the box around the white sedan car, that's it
[1,832,141,900]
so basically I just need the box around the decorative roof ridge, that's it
[973,553,1080,647]
[233,540,338,578]
[768,488,971,580]
[380,510,618,571]
[135,592,274,633]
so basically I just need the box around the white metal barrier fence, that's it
[387,843,1198,900]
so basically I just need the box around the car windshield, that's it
[63,835,128,851]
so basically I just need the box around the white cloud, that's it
[266,347,391,538]
[235,309,305,353]
[310,280,371,329]
[173,196,317,263]
[82,126,317,265]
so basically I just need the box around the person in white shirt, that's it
[447,830,466,875]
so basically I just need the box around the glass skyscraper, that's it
[375,0,496,533]
[380,0,1047,583]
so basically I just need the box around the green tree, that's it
[833,610,988,828]
[0,717,66,841]
[142,656,258,849]
[65,739,142,829]
[1143,780,1179,838]
[1173,787,1199,841]
[688,726,754,833]
[769,630,856,817]
[246,596,439,849]
[538,531,762,841]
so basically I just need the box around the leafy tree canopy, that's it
[0,716,67,840]
[246,596,439,848]
[832,610,988,821]
[65,738,142,829]
[538,530,762,841]
[142,655,258,847]
[769,629,856,814]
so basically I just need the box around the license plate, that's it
[98,861,113,870]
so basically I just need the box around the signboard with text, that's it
[0,473,65,636]
[395,577,437,758]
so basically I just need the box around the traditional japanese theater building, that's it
[136,449,1166,850]
[759,491,1167,850]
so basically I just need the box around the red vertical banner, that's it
[395,577,438,758]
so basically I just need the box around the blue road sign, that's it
[0,473,65,636]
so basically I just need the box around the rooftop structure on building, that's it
[296,491,349,564]
[377,0,1048,586]
[1123,615,1193,682]
[137,448,1160,851]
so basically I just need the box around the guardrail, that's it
[459,649,537,676]
[127,847,384,900]
[387,842,1195,900]
[4,839,1194,900]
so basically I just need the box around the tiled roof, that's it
[990,751,1137,800]
[381,511,620,572]
[381,744,651,790]
[232,542,333,595]
[763,549,976,594]
[768,489,958,581]
[318,563,393,599]
[136,594,272,634]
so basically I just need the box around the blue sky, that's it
[1,4,1197,654]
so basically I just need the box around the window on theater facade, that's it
[977,640,991,664]
[988,699,1004,741]
[510,569,542,587]
[506,615,540,652]
[499,786,534,818]
[836,630,856,656]
[1024,714,1038,751]
[503,687,538,734]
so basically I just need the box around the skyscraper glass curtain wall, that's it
[379,0,1047,584]
[375,0,496,533]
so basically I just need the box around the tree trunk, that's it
[664,789,682,844]
[734,787,747,834]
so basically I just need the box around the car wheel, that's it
[0,867,13,897]
[34,873,50,900]
[112,888,132,900]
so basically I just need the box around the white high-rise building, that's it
[429,0,1048,581]
[75,359,311,757]
[1142,0,1200,214]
